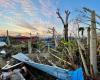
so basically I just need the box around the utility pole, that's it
[90,11,97,75]
[7,30,11,46]
[83,7,98,75]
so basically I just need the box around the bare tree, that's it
[56,9,70,41]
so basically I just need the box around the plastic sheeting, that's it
[12,53,84,80]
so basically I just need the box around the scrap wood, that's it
[43,56,57,67]
[77,40,90,76]
[49,52,76,69]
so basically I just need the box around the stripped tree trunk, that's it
[86,27,90,74]
[87,27,90,54]
[64,24,68,41]
[53,27,58,47]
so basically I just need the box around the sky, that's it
[0,0,100,36]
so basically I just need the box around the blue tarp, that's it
[12,53,84,80]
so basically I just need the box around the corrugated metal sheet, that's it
[12,53,84,80]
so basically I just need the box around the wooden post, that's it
[53,27,58,48]
[47,43,50,53]
[28,33,32,54]
[28,40,32,54]
[77,40,90,76]
[7,30,11,46]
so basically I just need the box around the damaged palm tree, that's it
[56,9,70,41]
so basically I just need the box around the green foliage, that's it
[61,39,73,46]
[36,40,45,49]
[56,38,78,52]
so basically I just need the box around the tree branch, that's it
[56,9,65,25]
[65,10,70,24]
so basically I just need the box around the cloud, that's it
[0,0,23,21]
[16,20,38,31]
[0,0,61,36]
[38,0,57,17]
[0,0,37,18]
[0,0,17,10]
[38,0,61,32]
[18,0,37,17]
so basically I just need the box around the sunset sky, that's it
[0,0,100,36]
